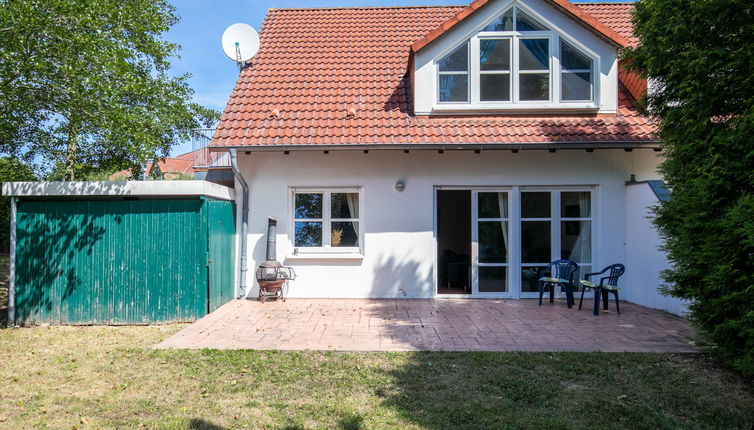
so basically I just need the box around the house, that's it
[210,0,685,313]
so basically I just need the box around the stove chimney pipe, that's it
[266,216,277,262]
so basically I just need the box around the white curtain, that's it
[345,193,359,246]
[569,192,591,263]
[345,193,358,219]
[497,192,509,254]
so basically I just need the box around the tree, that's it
[625,0,754,374]
[0,0,219,179]
[0,157,36,252]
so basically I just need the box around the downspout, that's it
[228,149,249,298]
[7,197,16,326]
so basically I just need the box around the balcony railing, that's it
[190,128,230,169]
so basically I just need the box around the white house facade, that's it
[212,0,687,314]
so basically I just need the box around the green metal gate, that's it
[13,198,235,325]
[205,199,236,312]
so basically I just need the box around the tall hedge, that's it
[0,157,36,252]
[626,0,754,374]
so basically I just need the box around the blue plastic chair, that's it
[538,259,579,308]
[579,264,625,315]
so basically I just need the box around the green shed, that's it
[3,181,237,325]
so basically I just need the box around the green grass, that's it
[0,326,752,429]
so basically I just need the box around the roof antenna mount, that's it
[221,23,260,73]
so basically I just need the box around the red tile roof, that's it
[213,3,654,148]
[575,2,638,46]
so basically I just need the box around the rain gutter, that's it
[228,149,249,298]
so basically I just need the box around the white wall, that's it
[624,182,689,315]
[236,149,664,300]
[413,0,619,114]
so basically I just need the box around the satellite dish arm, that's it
[235,42,243,71]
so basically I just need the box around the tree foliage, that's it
[0,157,36,252]
[625,0,754,374]
[0,0,219,179]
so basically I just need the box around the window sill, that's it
[427,104,601,114]
[285,253,365,261]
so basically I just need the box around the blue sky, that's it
[166,0,630,155]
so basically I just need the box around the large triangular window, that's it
[436,6,596,107]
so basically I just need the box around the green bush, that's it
[0,157,37,252]
[626,0,754,374]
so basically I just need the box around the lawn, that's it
[0,325,752,429]
[1,256,752,429]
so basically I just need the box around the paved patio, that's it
[156,298,698,352]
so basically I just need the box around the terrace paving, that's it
[156,298,698,352]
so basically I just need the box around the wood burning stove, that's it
[256,217,296,302]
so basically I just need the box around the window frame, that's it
[291,187,363,255]
[518,187,595,298]
[559,40,594,102]
[433,5,599,110]
[436,41,471,104]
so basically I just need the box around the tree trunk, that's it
[64,128,77,181]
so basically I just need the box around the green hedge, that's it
[626,0,754,374]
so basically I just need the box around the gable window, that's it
[293,189,361,253]
[560,41,593,101]
[438,44,469,102]
[435,6,597,107]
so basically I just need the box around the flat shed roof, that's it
[1,181,235,201]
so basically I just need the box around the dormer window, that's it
[438,44,469,102]
[560,41,593,101]
[435,6,597,108]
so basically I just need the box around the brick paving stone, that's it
[154,298,699,352]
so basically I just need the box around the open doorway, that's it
[436,190,471,295]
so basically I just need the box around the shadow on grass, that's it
[188,418,227,429]
[282,413,363,430]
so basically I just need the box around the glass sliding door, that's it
[560,191,592,289]
[519,189,594,297]
[436,187,594,299]
[520,191,552,293]
[472,191,511,296]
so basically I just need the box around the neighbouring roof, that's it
[213,2,655,148]
[111,151,196,179]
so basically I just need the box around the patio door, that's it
[519,189,594,298]
[471,190,512,297]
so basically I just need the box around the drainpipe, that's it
[228,149,250,298]
[7,197,16,326]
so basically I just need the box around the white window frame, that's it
[559,40,594,102]
[290,187,363,255]
[518,187,596,299]
[472,189,513,298]
[436,41,470,104]
[433,4,599,110]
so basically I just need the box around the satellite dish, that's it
[221,23,260,70]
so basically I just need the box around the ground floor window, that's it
[437,187,594,297]
[292,188,361,253]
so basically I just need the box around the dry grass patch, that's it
[0,325,753,429]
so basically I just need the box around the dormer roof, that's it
[410,0,630,54]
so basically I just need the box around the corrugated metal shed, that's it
[3,181,236,325]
